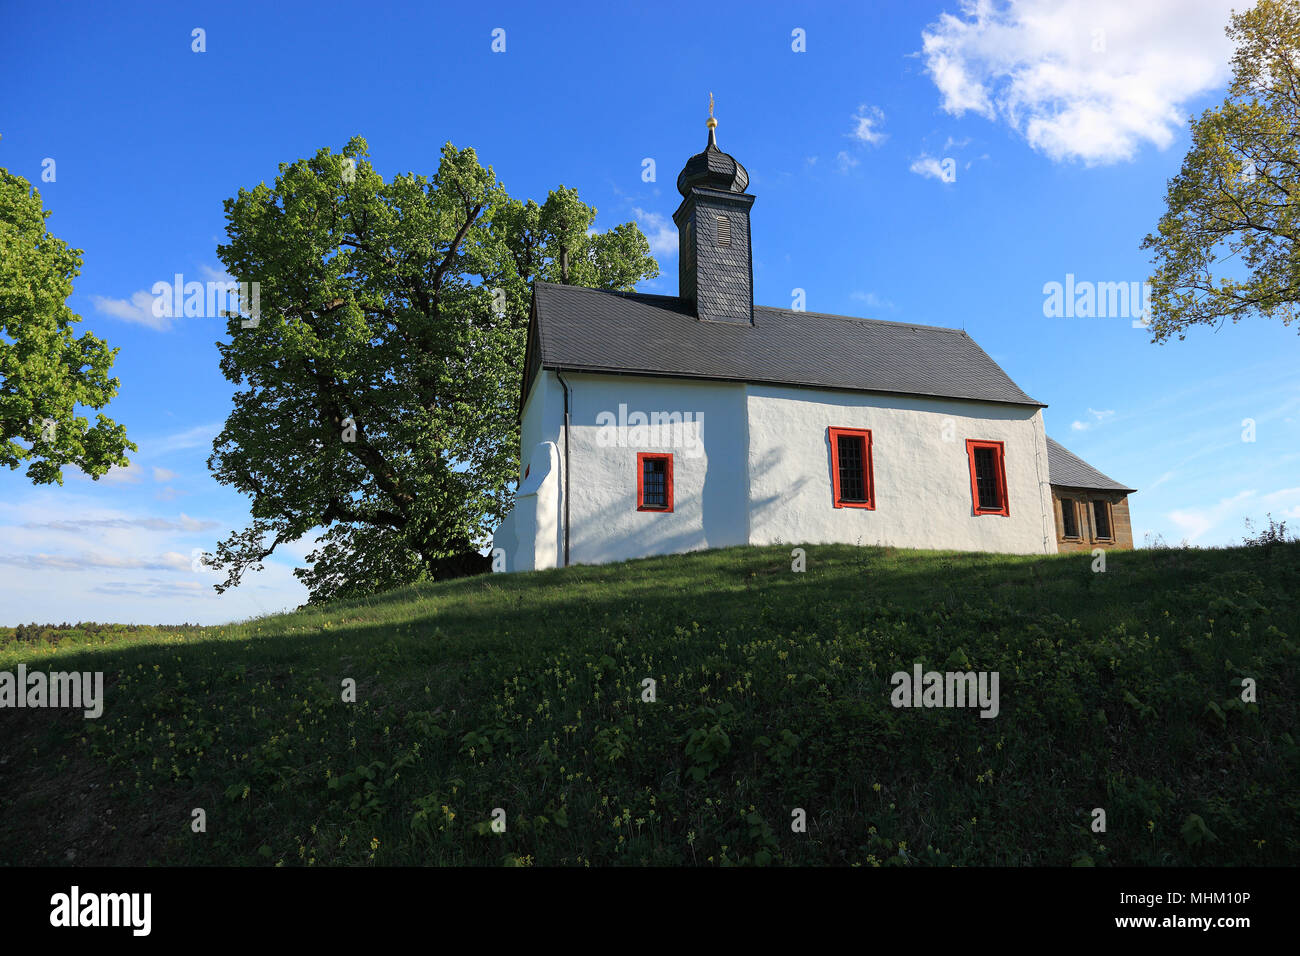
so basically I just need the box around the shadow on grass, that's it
[1,541,1296,866]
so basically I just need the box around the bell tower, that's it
[672,95,755,325]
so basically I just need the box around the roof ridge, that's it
[756,304,968,336]
[535,281,682,305]
[536,281,970,336]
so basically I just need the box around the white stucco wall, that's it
[491,441,560,572]
[492,372,566,572]
[524,372,566,564]
[561,373,750,566]
[745,384,1054,554]
[519,370,562,482]
[510,441,560,571]
[493,370,1055,571]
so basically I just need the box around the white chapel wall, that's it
[745,383,1053,555]
[561,372,750,566]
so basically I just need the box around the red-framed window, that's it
[636,452,673,512]
[966,439,1009,516]
[828,427,875,509]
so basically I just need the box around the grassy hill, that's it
[2,542,1297,867]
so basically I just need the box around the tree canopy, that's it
[208,137,657,603]
[1143,0,1300,342]
[0,169,134,484]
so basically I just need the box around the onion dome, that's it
[676,96,749,196]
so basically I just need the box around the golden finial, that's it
[707,92,717,129]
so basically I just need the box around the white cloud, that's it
[850,290,895,310]
[909,154,952,181]
[1070,408,1116,431]
[1259,487,1300,521]
[851,105,888,146]
[1146,469,1177,491]
[90,460,145,485]
[633,208,678,258]
[836,151,859,173]
[199,264,234,283]
[88,579,205,598]
[152,467,177,482]
[1261,486,1300,503]
[0,551,193,572]
[0,492,306,625]
[153,422,223,455]
[91,290,173,331]
[22,514,219,533]
[1168,489,1254,543]
[919,0,1239,165]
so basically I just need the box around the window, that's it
[1059,497,1079,538]
[828,427,875,509]
[966,440,1009,516]
[716,215,731,246]
[637,452,673,512]
[1092,499,1112,540]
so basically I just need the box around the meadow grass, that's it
[1,542,1296,866]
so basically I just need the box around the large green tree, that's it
[0,169,134,484]
[1143,0,1300,342]
[209,137,656,603]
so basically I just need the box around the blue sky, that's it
[1,0,1295,624]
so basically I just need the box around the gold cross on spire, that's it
[707,91,717,129]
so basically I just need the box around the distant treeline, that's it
[3,622,205,645]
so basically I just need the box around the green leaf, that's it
[1180,813,1218,847]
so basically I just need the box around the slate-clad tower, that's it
[673,100,755,325]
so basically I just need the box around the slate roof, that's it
[529,281,1044,408]
[1046,437,1136,493]
[677,127,750,195]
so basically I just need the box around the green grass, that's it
[1,542,1297,867]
